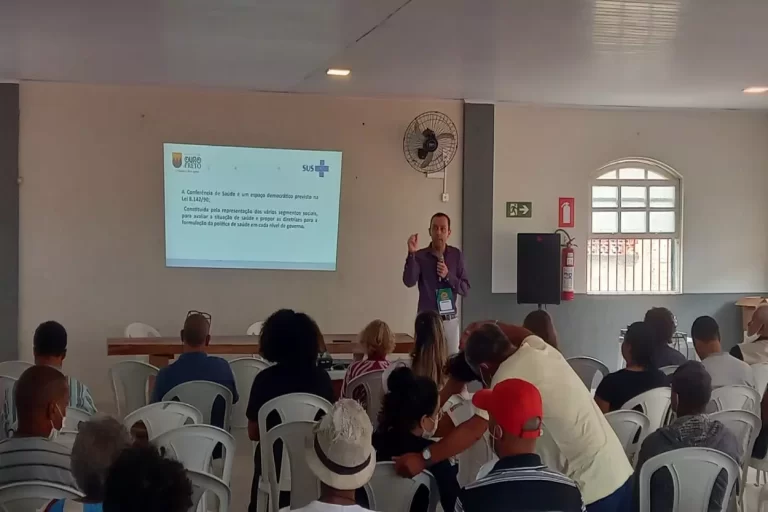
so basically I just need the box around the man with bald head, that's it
[731,305,768,364]
[151,312,238,428]
[0,365,76,487]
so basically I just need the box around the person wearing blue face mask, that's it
[0,365,76,488]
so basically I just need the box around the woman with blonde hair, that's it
[411,311,448,389]
[340,319,395,397]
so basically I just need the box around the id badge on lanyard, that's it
[437,287,456,315]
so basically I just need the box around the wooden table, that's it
[107,334,415,368]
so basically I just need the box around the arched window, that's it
[588,158,682,294]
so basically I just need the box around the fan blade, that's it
[407,131,426,148]
[413,119,421,136]
[420,151,434,169]
[436,132,454,142]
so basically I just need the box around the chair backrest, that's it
[363,462,439,512]
[622,387,672,433]
[162,380,233,430]
[63,407,92,431]
[229,357,270,429]
[0,361,33,380]
[109,360,159,418]
[124,322,161,338]
[605,409,651,465]
[186,469,231,512]
[752,363,768,398]
[0,481,84,512]
[566,356,610,390]
[710,385,761,414]
[257,393,332,434]
[264,420,320,512]
[246,322,264,335]
[123,401,203,440]
[344,370,386,429]
[709,410,761,464]
[638,447,740,512]
[154,424,236,485]
[660,365,679,376]
[0,376,17,430]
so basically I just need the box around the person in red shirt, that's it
[341,320,395,398]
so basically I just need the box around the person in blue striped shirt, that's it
[1,321,97,438]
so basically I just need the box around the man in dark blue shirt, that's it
[151,312,238,428]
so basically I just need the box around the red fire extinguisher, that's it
[556,230,575,301]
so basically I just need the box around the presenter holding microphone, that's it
[403,212,470,355]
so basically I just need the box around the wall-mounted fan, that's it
[403,111,458,175]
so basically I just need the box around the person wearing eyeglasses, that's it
[150,311,238,430]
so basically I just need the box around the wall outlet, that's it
[441,193,449,202]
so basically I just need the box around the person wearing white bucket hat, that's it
[297,399,376,512]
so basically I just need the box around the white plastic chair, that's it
[605,409,651,466]
[263,420,320,512]
[0,481,83,512]
[123,401,202,440]
[343,369,386,429]
[154,424,235,485]
[162,381,233,430]
[710,409,761,509]
[566,356,610,391]
[229,357,270,429]
[124,322,161,338]
[638,447,740,512]
[622,387,672,434]
[257,393,331,512]
[752,363,768,397]
[53,430,79,451]
[246,322,264,336]
[362,462,439,512]
[660,365,679,376]
[0,361,33,379]
[63,406,92,431]
[109,360,159,418]
[187,469,231,512]
[710,385,761,414]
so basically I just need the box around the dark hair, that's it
[103,445,193,512]
[445,352,479,383]
[465,323,513,368]
[430,212,451,229]
[182,313,210,347]
[259,309,322,366]
[523,310,559,350]
[644,307,676,347]
[33,321,67,357]
[623,321,656,368]
[378,367,438,433]
[670,361,712,413]
[691,316,720,343]
[412,311,448,388]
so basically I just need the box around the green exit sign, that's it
[506,202,532,218]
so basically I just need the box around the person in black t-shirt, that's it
[595,321,670,413]
[246,309,335,512]
[373,367,459,512]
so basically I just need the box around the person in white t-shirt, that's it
[692,315,755,389]
[295,399,376,512]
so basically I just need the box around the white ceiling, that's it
[3,0,768,109]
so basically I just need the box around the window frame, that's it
[588,157,683,295]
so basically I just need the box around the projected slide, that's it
[164,143,343,271]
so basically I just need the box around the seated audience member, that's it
[340,319,394,398]
[0,365,76,488]
[103,445,193,512]
[44,415,132,512]
[731,304,768,363]
[150,311,238,428]
[633,361,741,511]
[246,309,335,512]
[692,315,755,388]
[395,322,633,512]
[374,367,459,512]
[455,378,585,512]
[295,400,375,512]
[523,310,559,351]
[1,321,96,438]
[595,322,669,413]
[411,310,449,389]
[644,307,687,367]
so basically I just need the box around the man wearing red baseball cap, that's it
[454,379,585,512]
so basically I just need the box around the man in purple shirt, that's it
[403,212,470,354]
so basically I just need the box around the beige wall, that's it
[492,106,768,294]
[18,82,462,405]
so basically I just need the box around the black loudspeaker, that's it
[517,233,561,305]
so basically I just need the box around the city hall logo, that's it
[172,152,202,170]
[172,152,183,168]
[302,160,329,178]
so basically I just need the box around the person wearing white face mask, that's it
[0,365,76,488]
[731,305,768,364]
[372,367,459,512]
